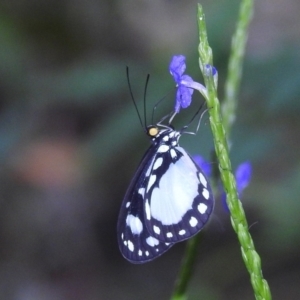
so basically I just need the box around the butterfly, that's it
[117,119,214,263]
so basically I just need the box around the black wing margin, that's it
[117,144,173,263]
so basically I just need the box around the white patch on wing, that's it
[147,174,156,192]
[163,135,169,142]
[153,225,160,234]
[127,240,134,252]
[158,145,169,153]
[170,149,177,159]
[179,229,186,235]
[125,202,130,208]
[138,188,145,198]
[145,251,149,256]
[153,157,163,170]
[138,250,142,256]
[166,232,173,238]
[146,236,159,247]
[150,147,198,225]
[126,215,143,235]
[199,173,207,188]
[198,203,208,214]
[189,216,198,227]
[145,200,151,220]
[202,188,210,200]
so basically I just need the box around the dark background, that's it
[0,0,300,299]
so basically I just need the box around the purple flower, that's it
[235,162,252,196]
[193,155,212,177]
[169,55,195,112]
[193,155,252,213]
[169,55,218,112]
[222,162,252,212]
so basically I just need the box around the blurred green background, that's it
[0,0,300,299]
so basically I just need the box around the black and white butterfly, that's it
[117,70,214,263]
[117,120,214,263]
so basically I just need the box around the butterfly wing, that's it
[117,145,173,264]
[144,146,214,243]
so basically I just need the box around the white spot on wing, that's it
[138,250,142,256]
[124,240,127,246]
[146,236,159,247]
[170,149,177,159]
[166,232,173,238]
[153,225,160,234]
[126,202,130,208]
[198,203,208,214]
[153,157,163,170]
[179,229,186,235]
[199,173,207,188]
[138,188,145,198]
[147,174,156,192]
[202,188,210,199]
[145,251,149,256]
[121,233,124,240]
[145,200,151,220]
[189,216,198,227]
[163,135,169,142]
[126,215,143,234]
[158,145,169,153]
[150,148,198,225]
[128,240,134,252]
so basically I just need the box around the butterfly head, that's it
[146,125,159,138]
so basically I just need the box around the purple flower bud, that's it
[204,64,218,87]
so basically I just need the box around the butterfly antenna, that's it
[126,67,145,130]
[151,88,175,125]
[143,74,150,127]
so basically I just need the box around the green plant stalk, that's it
[171,233,202,300]
[222,0,254,138]
[171,1,256,298]
[197,4,272,300]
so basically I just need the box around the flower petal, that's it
[235,161,252,195]
[169,55,186,83]
[175,85,193,112]
[222,161,252,213]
